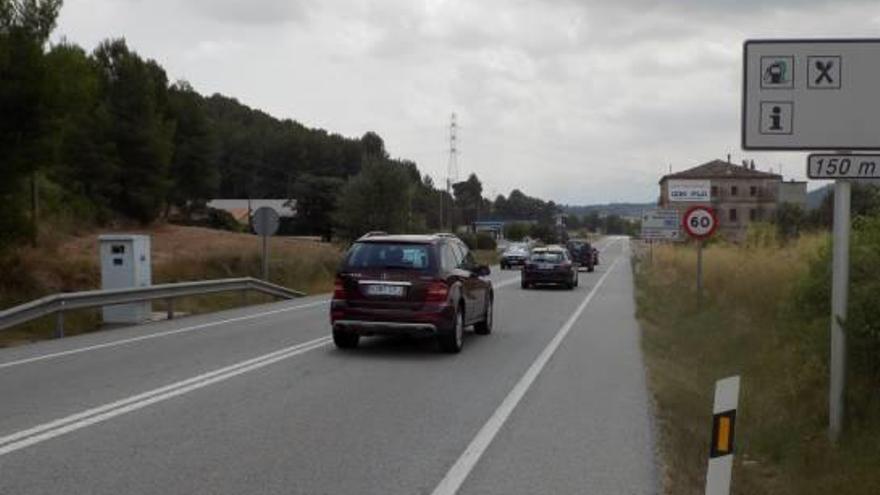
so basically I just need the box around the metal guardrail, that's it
[0,278,305,337]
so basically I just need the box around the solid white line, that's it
[430,256,623,495]
[0,336,332,456]
[0,299,329,370]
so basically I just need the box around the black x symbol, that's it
[815,60,834,84]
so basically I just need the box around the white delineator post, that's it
[705,376,740,495]
[830,180,851,441]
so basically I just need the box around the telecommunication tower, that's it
[441,113,460,230]
[447,113,459,194]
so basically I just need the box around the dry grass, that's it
[635,233,880,495]
[0,224,343,347]
[473,249,500,267]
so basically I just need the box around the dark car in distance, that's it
[521,246,578,290]
[566,239,597,272]
[331,234,494,353]
[500,243,530,269]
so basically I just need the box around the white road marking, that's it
[430,255,623,495]
[0,300,329,370]
[0,336,332,457]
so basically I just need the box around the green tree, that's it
[45,42,118,220]
[290,173,344,240]
[166,81,219,216]
[0,0,62,248]
[503,222,530,242]
[453,173,484,226]
[334,157,413,239]
[775,202,806,240]
[94,39,174,223]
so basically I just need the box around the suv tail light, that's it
[333,276,346,300]
[425,280,449,303]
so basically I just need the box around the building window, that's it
[750,186,758,197]
[711,186,718,197]
[731,186,738,196]
[729,208,738,222]
[750,209,758,221]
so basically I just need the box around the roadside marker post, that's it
[705,376,741,495]
[742,39,880,440]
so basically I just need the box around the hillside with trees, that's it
[1,0,571,250]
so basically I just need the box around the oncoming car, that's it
[500,243,530,269]
[521,246,578,290]
[330,234,494,353]
[566,239,597,272]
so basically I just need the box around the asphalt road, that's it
[0,237,658,495]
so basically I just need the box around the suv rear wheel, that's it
[439,304,465,353]
[474,297,493,335]
[333,329,360,349]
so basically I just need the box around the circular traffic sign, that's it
[252,206,280,236]
[682,206,718,239]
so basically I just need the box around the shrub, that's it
[795,215,880,380]
[475,232,497,250]
[457,233,477,250]
[503,222,530,241]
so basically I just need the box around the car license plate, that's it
[365,284,405,297]
[538,263,554,270]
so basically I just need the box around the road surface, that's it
[0,237,658,494]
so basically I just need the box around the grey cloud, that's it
[184,0,311,26]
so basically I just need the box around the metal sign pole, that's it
[697,240,704,308]
[261,233,269,281]
[830,179,851,441]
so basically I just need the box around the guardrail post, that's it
[166,298,174,320]
[55,310,64,338]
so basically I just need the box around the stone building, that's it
[658,159,807,242]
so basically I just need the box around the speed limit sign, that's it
[683,206,718,239]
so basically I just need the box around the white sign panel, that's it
[807,154,880,179]
[743,39,880,150]
[668,180,711,203]
[641,209,680,240]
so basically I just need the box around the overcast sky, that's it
[53,0,880,204]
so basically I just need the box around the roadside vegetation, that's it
[635,220,880,494]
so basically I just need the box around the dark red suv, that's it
[330,234,494,353]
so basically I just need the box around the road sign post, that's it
[743,39,880,441]
[697,240,704,306]
[682,206,718,308]
[830,180,851,439]
[252,207,280,281]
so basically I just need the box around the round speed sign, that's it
[682,206,718,239]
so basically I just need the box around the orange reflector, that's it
[716,416,731,452]
[710,410,736,458]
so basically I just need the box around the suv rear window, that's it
[531,251,564,262]
[344,242,434,270]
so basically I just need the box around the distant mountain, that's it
[807,185,831,210]
[563,202,656,219]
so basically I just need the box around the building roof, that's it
[660,160,782,184]
[207,199,297,218]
